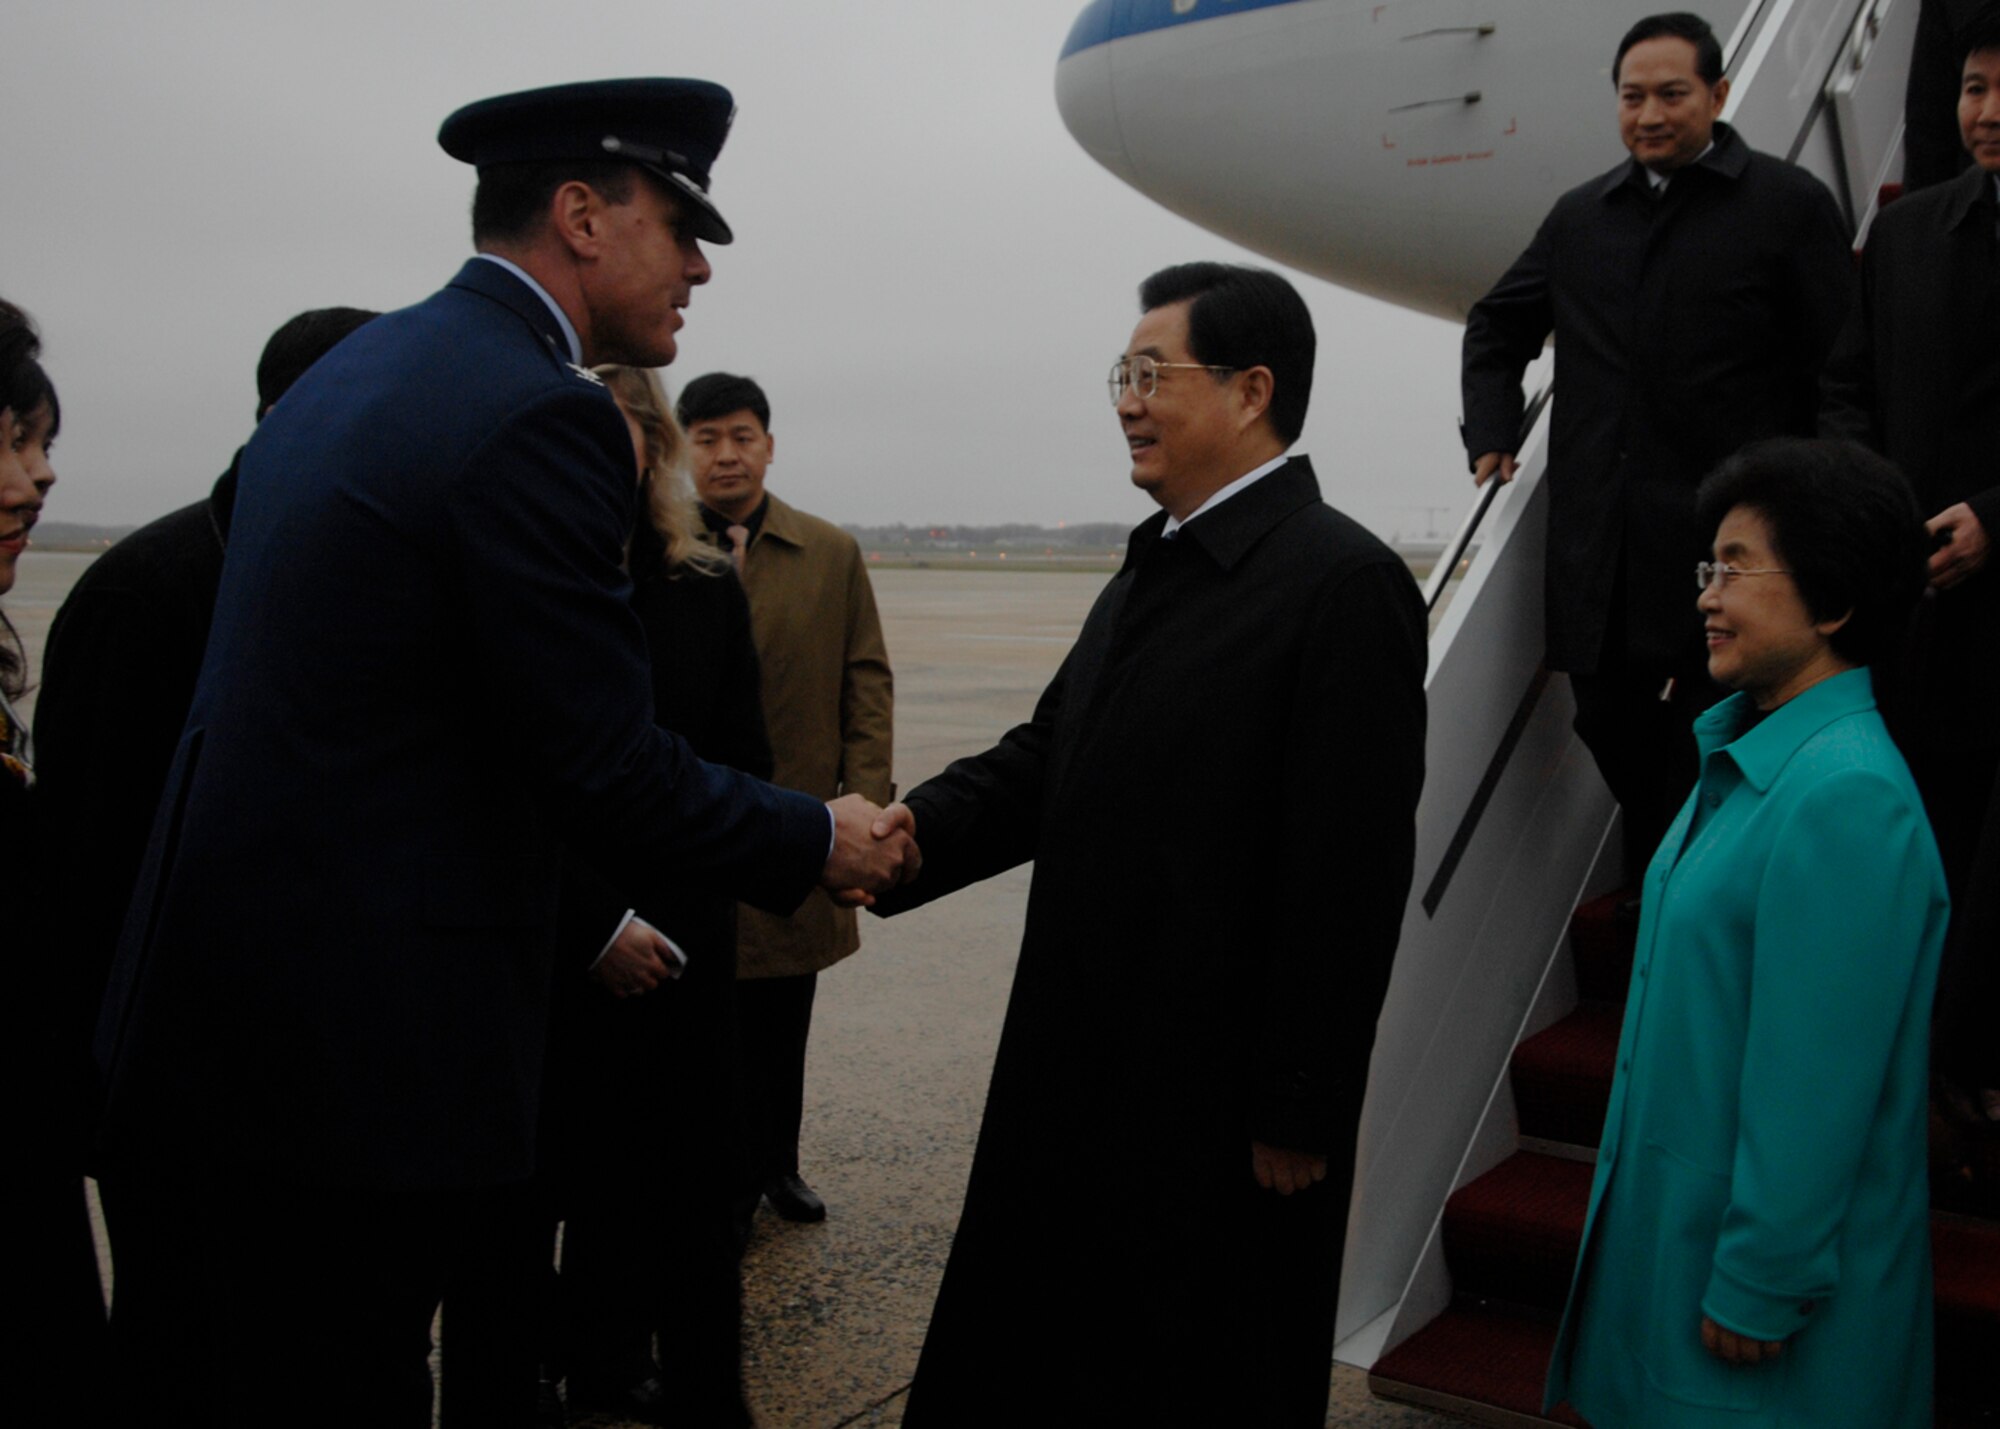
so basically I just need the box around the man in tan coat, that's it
[681,372,894,1223]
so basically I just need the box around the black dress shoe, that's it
[565,1372,669,1425]
[764,1171,827,1222]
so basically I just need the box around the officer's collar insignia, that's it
[566,362,604,386]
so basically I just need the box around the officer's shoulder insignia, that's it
[566,362,604,386]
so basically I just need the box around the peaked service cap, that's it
[439,78,738,244]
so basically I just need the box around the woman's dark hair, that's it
[0,299,40,411]
[0,299,41,700]
[1695,438,1929,665]
[8,361,59,443]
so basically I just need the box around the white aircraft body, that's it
[1056,0,1896,318]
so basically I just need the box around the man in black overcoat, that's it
[1822,14,2000,1105]
[1461,11,1853,869]
[35,306,378,1083]
[872,262,1427,1427]
[91,80,917,1428]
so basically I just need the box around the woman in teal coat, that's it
[1546,439,1950,1428]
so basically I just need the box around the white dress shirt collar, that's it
[1162,453,1292,538]
[1646,140,1716,192]
[474,253,583,366]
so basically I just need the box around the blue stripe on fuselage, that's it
[1059,0,1312,61]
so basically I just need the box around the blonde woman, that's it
[546,365,768,1427]
[601,363,733,582]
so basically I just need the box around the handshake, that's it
[821,794,921,907]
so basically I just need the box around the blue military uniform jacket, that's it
[94,259,829,1191]
[1547,669,1948,1427]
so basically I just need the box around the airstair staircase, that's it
[1366,890,2000,1426]
[1329,2,2000,1424]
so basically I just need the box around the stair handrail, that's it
[1423,384,1553,614]
[1843,0,1889,74]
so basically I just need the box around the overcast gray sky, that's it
[4,0,1472,542]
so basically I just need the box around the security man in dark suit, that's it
[93,80,918,1429]
[1823,10,2000,1117]
[1461,11,1852,873]
[36,306,379,1073]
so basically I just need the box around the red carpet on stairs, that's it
[1370,885,2000,1426]
[1509,1003,1620,1148]
[1933,1215,2000,1415]
[1370,1309,1586,1427]
[1562,891,1635,1003]
[1442,1153,1593,1312]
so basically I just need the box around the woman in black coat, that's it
[1,301,105,1422]
[544,364,773,1427]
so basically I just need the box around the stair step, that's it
[1442,1152,1593,1313]
[1935,1214,2000,1411]
[1377,877,1999,1428]
[1370,1306,1585,1427]
[1566,890,1637,1003]
[1510,1003,1620,1148]
[1394,1203,1999,1423]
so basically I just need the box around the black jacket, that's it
[35,463,237,1074]
[875,458,1426,1423]
[1462,124,1853,674]
[1822,162,2000,752]
[546,553,773,1191]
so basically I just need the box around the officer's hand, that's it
[823,794,920,906]
[591,918,674,998]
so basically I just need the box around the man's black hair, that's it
[676,372,772,431]
[470,159,638,248]
[1694,438,1928,666]
[1136,262,1316,446]
[1961,6,2000,62]
[1614,12,1725,87]
[256,307,381,419]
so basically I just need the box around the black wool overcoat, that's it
[875,458,1427,1427]
[1462,123,1853,675]
[1821,161,2000,755]
[34,463,236,1142]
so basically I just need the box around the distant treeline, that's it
[842,521,1132,551]
[29,522,133,550]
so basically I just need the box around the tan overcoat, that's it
[722,492,893,978]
